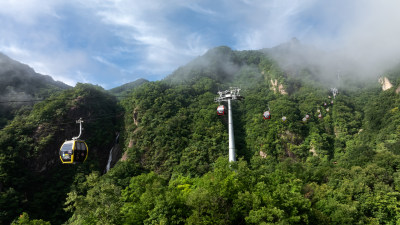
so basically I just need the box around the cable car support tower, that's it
[215,87,244,162]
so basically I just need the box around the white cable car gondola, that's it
[317,109,322,119]
[59,118,88,164]
[263,105,271,120]
[303,114,310,122]
[263,111,271,120]
[217,105,225,115]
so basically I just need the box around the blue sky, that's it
[1,0,400,89]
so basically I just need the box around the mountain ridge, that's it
[0,52,70,94]
[0,52,71,128]
[108,78,149,95]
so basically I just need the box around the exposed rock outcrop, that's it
[309,144,318,156]
[128,139,134,148]
[133,108,139,126]
[396,85,400,94]
[121,151,128,161]
[270,79,287,95]
[379,77,393,91]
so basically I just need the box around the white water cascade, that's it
[105,133,119,173]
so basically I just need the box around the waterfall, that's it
[105,133,119,173]
[105,146,114,172]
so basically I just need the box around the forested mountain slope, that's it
[0,84,120,224]
[0,53,70,128]
[108,78,149,96]
[63,46,400,224]
[4,44,400,224]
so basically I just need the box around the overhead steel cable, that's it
[0,94,133,104]
[10,110,127,128]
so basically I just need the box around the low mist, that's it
[263,1,400,87]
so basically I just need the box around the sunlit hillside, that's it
[2,43,400,224]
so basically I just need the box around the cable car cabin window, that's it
[60,142,73,163]
[74,141,88,163]
[75,142,82,150]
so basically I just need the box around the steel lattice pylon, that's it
[215,87,244,162]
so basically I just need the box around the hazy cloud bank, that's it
[0,0,399,88]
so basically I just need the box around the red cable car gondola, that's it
[317,109,322,119]
[303,114,310,122]
[263,111,271,120]
[217,105,225,115]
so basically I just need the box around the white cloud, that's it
[1,45,30,57]
[303,1,400,77]
[229,0,317,49]
[84,0,210,75]
[226,0,400,78]
[93,56,118,68]
[0,0,63,24]
[183,3,216,15]
[0,0,399,89]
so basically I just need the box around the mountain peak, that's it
[109,78,149,95]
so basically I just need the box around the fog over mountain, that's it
[0,52,70,97]
[0,52,70,127]
[293,1,400,84]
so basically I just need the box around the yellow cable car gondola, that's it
[59,118,88,164]
[59,140,88,164]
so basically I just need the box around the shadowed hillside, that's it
[0,84,121,224]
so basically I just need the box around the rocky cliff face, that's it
[378,76,400,94]
[379,77,393,91]
[270,79,287,95]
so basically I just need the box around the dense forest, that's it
[2,43,400,224]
